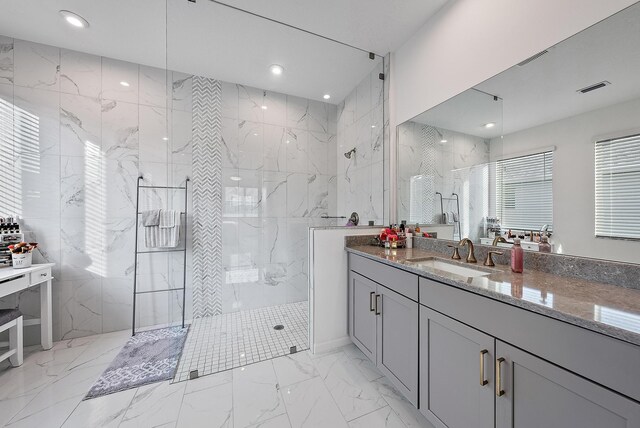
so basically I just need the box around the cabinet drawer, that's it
[30,268,51,285]
[0,274,28,296]
[349,253,418,301]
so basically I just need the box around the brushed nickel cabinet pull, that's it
[375,294,381,315]
[496,357,505,396]
[369,292,375,312]
[480,349,488,386]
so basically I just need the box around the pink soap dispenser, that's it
[511,238,524,273]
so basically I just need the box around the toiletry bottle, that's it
[415,224,421,234]
[511,238,524,273]
[539,235,551,253]
[406,232,413,249]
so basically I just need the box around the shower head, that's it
[344,148,356,159]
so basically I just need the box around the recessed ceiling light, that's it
[323,94,331,100]
[162,137,169,141]
[269,64,284,75]
[286,140,290,144]
[371,125,376,128]
[440,139,448,144]
[120,81,130,87]
[484,122,496,129]
[253,133,259,136]
[60,10,89,28]
[230,176,242,181]
[261,105,268,110]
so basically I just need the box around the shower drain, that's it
[273,324,284,330]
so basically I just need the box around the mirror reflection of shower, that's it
[344,148,356,159]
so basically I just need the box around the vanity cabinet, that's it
[419,305,640,428]
[419,307,494,428]
[495,341,640,428]
[348,255,419,406]
[347,252,640,427]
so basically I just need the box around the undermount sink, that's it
[402,257,492,278]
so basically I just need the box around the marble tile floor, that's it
[0,330,435,427]
[174,301,309,382]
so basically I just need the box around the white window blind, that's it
[595,134,640,239]
[496,151,553,230]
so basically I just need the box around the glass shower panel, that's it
[165,0,385,379]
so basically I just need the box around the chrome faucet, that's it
[458,238,477,263]
[492,236,508,246]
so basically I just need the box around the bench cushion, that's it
[0,308,22,325]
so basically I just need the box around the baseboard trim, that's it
[312,336,352,354]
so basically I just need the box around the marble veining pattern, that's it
[336,57,386,225]
[0,35,194,343]
[218,81,337,313]
[0,330,434,427]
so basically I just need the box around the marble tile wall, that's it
[397,122,490,240]
[219,83,338,313]
[0,35,193,341]
[0,34,386,335]
[336,58,387,226]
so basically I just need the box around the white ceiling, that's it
[0,0,447,103]
[411,2,640,138]
[217,0,449,54]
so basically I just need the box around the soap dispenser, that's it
[539,235,551,253]
[511,238,524,273]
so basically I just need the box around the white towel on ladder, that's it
[144,210,181,248]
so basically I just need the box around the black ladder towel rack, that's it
[132,175,189,336]
[436,191,462,240]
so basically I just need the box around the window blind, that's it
[496,151,553,230]
[595,134,640,239]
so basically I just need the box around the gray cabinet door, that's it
[496,340,640,428]
[419,306,494,428]
[349,271,377,361]
[376,285,419,406]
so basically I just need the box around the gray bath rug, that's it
[85,326,189,400]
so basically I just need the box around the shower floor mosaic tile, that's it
[173,301,309,382]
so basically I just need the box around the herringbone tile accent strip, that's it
[420,125,437,223]
[192,76,223,317]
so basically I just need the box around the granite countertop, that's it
[346,245,640,346]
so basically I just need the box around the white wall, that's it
[392,0,637,125]
[309,226,381,353]
[490,97,640,264]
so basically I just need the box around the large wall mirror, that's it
[396,2,640,264]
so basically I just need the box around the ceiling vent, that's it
[577,81,611,94]
[517,50,548,67]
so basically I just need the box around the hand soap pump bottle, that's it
[511,238,524,273]
[539,235,551,253]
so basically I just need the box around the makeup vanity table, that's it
[0,264,54,350]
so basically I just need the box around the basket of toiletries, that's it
[375,228,407,248]
[9,242,38,269]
